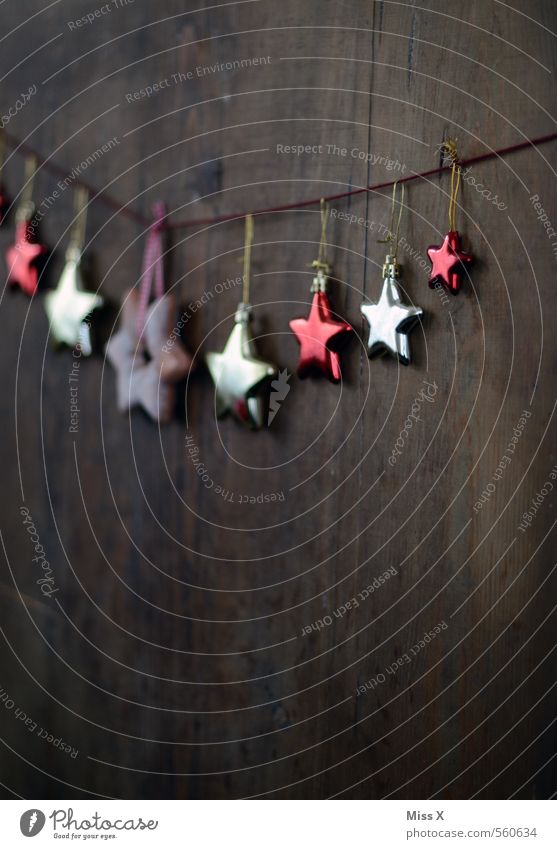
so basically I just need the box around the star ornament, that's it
[361,255,423,366]
[6,216,48,296]
[290,268,353,382]
[206,302,277,429]
[427,230,472,294]
[44,246,103,355]
[105,288,192,423]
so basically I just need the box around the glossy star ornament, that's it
[290,264,353,382]
[206,302,277,429]
[427,230,472,295]
[106,288,192,423]
[44,245,103,355]
[361,254,423,365]
[6,206,48,296]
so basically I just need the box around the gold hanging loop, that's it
[317,197,328,267]
[441,138,461,232]
[310,197,330,277]
[18,155,37,220]
[70,185,88,251]
[378,181,404,258]
[392,183,404,257]
[242,213,254,304]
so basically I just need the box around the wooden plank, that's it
[0,0,555,799]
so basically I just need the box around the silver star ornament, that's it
[45,245,103,355]
[206,302,277,429]
[360,254,423,365]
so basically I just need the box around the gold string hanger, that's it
[242,213,254,304]
[312,197,330,273]
[441,137,461,232]
[18,154,37,220]
[70,185,88,251]
[379,181,405,258]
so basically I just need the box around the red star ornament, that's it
[6,217,48,296]
[427,230,472,295]
[290,274,353,382]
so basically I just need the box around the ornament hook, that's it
[242,213,254,304]
[315,197,330,270]
[69,185,89,253]
[18,155,37,221]
[310,198,330,291]
[441,137,461,232]
[378,181,404,264]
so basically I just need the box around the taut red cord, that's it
[2,129,556,232]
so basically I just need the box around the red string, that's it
[2,129,149,225]
[2,130,556,231]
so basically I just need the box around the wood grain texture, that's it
[0,0,555,799]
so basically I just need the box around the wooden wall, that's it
[0,0,556,799]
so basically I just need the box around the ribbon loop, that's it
[137,201,167,339]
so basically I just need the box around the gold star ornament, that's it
[206,302,277,429]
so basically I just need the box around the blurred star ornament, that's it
[106,290,192,423]
[427,139,473,294]
[290,200,353,382]
[6,157,47,295]
[205,215,278,429]
[6,209,48,295]
[44,188,102,355]
[361,184,423,365]
[105,202,192,423]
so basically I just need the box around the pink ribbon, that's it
[136,201,167,339]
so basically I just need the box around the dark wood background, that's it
[0,0,555,799]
